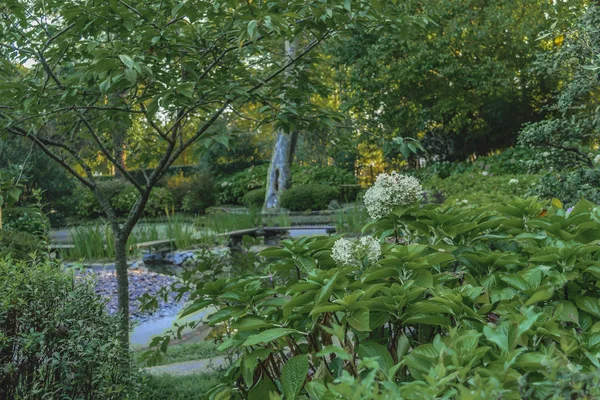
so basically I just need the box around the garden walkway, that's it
[144,356,228,376]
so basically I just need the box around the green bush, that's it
[75,179,129,218]
[3,206,49,236]
[162,196,600,399]
[217,164,357,205]
[112,186,173,217]
[242,188,266,209]
[280,184,339,211]
[0,230,42,260]
[423,172,540,206]
[141,372,220,400]
[0,259,139,399]
[292,165,357,187]
[181,174,217,214]
[531,167,600,207]
[218,164,269,205]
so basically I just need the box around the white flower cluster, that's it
[594,154,600,164]
[363,172,422,220]
[331,236,381,266]
[508,179,519,185]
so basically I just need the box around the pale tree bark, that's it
[264,39,300,210]
[264,130,299,209]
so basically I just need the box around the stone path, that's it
[144,356,228,376]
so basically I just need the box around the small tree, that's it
[0,0,407,345]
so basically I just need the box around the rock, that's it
[75,269,189,323]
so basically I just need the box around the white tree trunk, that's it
[264,130,298,209]
[264,39,300,210]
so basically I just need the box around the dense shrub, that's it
[0,230,42,260]
[280,184,339,211]
[141,372,220,400]
[112,186,173,217]
[155,196,600,399]
[423,172,540,206]
[0,259,138,399]
[531,167,600,207]
[3,206,49,236]
[76,179,130,218]
[180,174,217,214]
[218,164,269,205]
[419,146,565,180]
[218,165,358,205]
[292,165,357,186]
[242,188,266,209]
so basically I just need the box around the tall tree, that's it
[328,0,586,162]
[519,4,600,168]
[0,0,406,345]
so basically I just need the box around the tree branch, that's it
[75,111,144,192]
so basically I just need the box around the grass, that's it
[331,201,369,234]
[140,372,221,400]
[135,341,223,368]
[63,216,199,261]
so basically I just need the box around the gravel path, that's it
[144,356,228,376]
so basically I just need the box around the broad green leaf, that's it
[347,307,370,331]
[243,328,302,347]
[524,287,554,306]
[316,345,350,360]
[357,342,394,373]
[281,355,308,399]
[248,374,278,400]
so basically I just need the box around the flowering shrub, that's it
[363,172,422,219]
[146,195,600,399]
[331,236,381,267]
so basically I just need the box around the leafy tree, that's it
[519,5,600,169]
[0,0,409,345]
[328,0,585,162]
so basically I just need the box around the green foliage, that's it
[219,165,357,205]
[423,173,539,206]
[242,188,266,209]
[66,216,197,260]
[292,165,357,187]
[329,0,584,161]
[519,6,600,168]
[331,202,370,234]
[280,184,340,211]
[153,197,600,398]
[218,165,270,205]
[140,372,220,400]
[0,230,42,260]
[3,206,49,236]
[0,258,138,399]
[76,179,128,218]
[532,168,600,207]
[135,341,222,368]
[113,186,173,217]
[77,181,174,218]
[180,174,217,215]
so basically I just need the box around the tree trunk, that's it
[264,39,300,210]
[114,233,130,347]
[264,131,299,209]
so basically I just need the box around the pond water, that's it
[130,306,216,348]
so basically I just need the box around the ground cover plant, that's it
[146,173,600,399]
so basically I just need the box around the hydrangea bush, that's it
[145,173,600,399]
[363,172,422,219]
[331,236,381,267]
